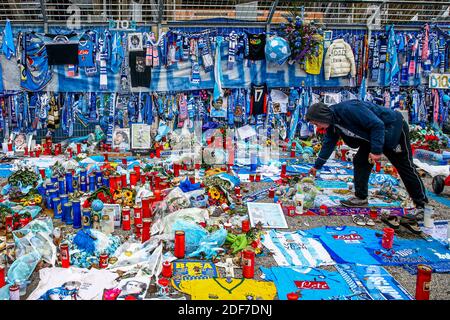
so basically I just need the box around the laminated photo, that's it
[247,202,288,229]
[128,33,143,51]
[131,123,152,150]
[112,128,130,151]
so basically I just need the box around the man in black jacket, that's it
[306,100,428,234]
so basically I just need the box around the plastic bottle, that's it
[293,184,305,215]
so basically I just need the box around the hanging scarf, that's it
[421,24,431,76]
[119,33,130,95]
[111,32,124,74]
[408,37,418,78]
[371,35,380,82]
[2,19,15,60]
[19,33,53,92]
[144,33,152,66]
[106,93,116,144]
[416,35,423,81]
[384,26,400,92]
[182,36,190,61]
[418,90,428,125]
[213,36,224,102]
[200,36,214,73]
[432,89,440,125]
[378,34,387,73]
[177,93,188,128]
[438,36,446,74]
[228,31,238,70]
[98,30,111,90]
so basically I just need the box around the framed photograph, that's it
[112,128,130,151]
[247,202,288,229]
[102,203,122,228]
[128,33,143,51]
[131,123,151,150]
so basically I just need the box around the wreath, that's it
[277,6,322,65]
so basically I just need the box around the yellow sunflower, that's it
[209,187,221,200]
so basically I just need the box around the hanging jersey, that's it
[245,32,266,61]
[177,278,276,300]
[261,266,357,300]
[261,229,335,267]
[305,36,324,75]
[270,89,289,114]
[250,84,268,115]
[78,37,95,68]
[129,51,151,88]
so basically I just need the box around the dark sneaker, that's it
[340,197,369,207]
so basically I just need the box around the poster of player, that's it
[131,123,151,150]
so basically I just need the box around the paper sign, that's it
[429,73,450,89]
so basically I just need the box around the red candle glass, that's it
[382,227,395,249]
[242,249,255,279]
[161,261,173,278]
[60,243,70,268]
[134,166,141,181]
[242,220,250,233]
[287,293,299,300]
[415,264,432,300]
[141,219,151,243]
[174,230,186,259]
[129,171,138,187]
[121,174,127,187]
[141,196,152,219]
[122,207,131,231]
[133,206,142,226]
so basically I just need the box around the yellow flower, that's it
[123,190,133,200]
[209,187,221,200]
[34,195,42,204]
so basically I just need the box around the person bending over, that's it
[306,100,428,234]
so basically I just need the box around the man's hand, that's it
[369,153,382,163]
[308,167,317,177]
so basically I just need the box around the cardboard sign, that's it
[429,73,450,89]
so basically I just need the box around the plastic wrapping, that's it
[165,187,191,212]
[171,220,227,259]
[12,217,56,265]
[7,251,41,284]
[162,208,209,237]
[109,237,163,277]
[297,178,318,209]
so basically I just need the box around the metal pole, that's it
[157,0,163,37]
[39,0,48,33]
[266,0,279,32]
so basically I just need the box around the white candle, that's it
[27,135,33,151]
[423,206,434,229]
[447,222,450,245]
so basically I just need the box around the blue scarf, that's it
[1,19,15,60]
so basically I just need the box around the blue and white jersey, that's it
[306,226,384,265]
[261,229,335,267]
[335,264,413,300]
[78,38,96,68]
[261,266,357,300]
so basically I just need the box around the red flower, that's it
[82,200,90,208]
